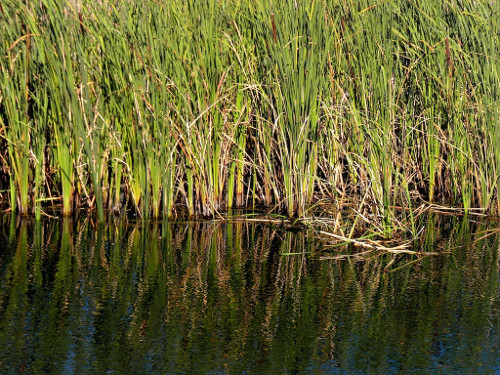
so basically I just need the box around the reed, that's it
[0,0,498,230]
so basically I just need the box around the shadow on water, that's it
[0,215,498,374]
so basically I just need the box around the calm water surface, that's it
[0,216,498,374]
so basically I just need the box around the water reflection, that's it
[0,216,498,374]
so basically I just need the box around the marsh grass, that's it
[0,0,499,234]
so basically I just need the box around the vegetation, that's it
[0,0,499,225]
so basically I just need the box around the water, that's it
[0,216,498,374]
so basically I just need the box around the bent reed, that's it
[0,0,499,226]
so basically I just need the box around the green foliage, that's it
[0,0,499,224]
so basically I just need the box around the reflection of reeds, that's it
[0,1,499,226]
[0,216,498,372]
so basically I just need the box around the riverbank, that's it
[0,0,499,227]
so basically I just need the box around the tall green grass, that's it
[0,0,498,226]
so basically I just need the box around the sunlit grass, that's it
[0,0,498,230]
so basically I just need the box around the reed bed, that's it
[0,0,499,227]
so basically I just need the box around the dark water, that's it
[0,216,498,374]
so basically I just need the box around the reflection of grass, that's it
[0,216,498,373]
[0,1,499,230]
